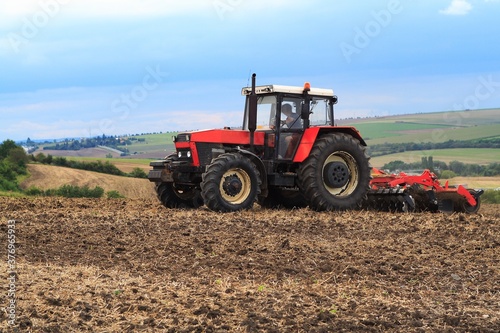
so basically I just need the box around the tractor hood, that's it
[174,129,265,146]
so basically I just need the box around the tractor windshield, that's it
[242,94,333,130]
[309,97,332,126]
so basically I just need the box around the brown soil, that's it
[0,197,498,332]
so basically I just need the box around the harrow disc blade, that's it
[365,188,415,212]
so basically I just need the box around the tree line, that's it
[382,156,500,178]
[369,138,500,157]
[42,134,131,153]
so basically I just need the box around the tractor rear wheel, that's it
[156,182,203,208]
[201,153,261,212]
[298,133,371,211]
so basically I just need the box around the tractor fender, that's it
[235,148,268,198]
[293,126,367,163]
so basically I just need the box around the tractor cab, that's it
[241,83,338,160]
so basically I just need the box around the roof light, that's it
[303,82,311,92]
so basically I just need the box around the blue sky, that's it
[1,0,500,141]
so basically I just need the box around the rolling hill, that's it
[370,148,500,167]
[31,108,500,174]
[21,164,156,199]
[338,108,500,145]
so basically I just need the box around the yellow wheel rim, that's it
[219,168,252,205]
[322,152,359,196]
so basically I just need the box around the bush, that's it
[0,141,28,191]
[25,186,44,196]
[106,190,125,199]
[25,184,105,198]
[52,156,69,167]
[481,190,500,204]
[439,170,457,179]
[35,152,47,164]
[56,184,104,198]
[45,154,53,165]
[44,188,58,196]
[0,161,16,182]
[0,178,19,192]
[7,147,29,167]
[0,140,18,160]
[128,167,148,178]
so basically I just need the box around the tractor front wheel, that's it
[298,133,371,211]
[201,153,261,212]
[156,182,203,208]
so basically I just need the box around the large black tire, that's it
[298,133,371,211]
[201,153,261,212]
[459,189,481,214]
[156,182,203,209]
[258,188,307,209]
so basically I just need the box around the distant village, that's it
[20,132,170,156]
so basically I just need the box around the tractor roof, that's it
[241,84,334,97]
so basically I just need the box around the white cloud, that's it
[0,2,38,17]
[0,0,307,29]
[137,110,243,132]
[63,0,214,18]
[0,0,214,29]
[439,0,473,15]
[0,1,211,18]
[4,119,99,140]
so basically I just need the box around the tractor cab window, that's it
[278,99,302,159]
[280,100,302,129]
[308,97,331,126]
[243,95,277,131]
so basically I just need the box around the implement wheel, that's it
[201,153,261,212]
[460,189,481,214]
[298,133,371,211]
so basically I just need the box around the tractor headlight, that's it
[177,150,192,159]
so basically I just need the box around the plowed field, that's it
[0,197,498,332]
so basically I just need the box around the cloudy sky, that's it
[1,0,500,141]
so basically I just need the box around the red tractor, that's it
[148,74,372,212]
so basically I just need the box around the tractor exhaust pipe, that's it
[248,73,257,151]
